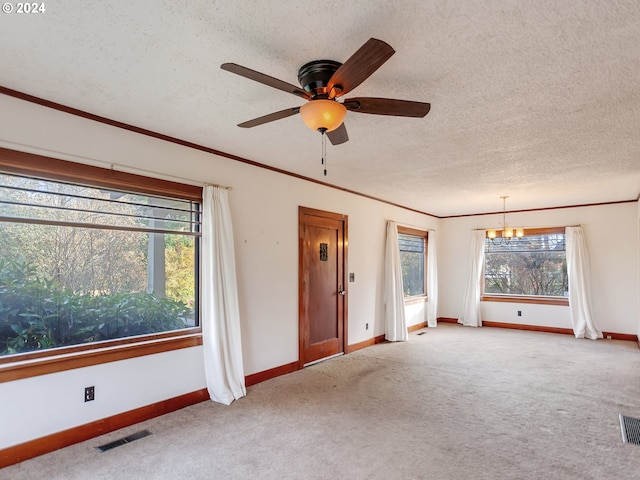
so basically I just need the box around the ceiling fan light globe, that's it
[300,100,347,133]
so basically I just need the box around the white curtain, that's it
[566,226,602,340]
[426,230,438,327]
[384,221,407,341]
[459,230,486,327]
[202,185,246,405]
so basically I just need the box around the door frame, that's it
[298,206,348,368]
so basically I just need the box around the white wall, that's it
[405,302,427,328]
[0,95,438,449]
[438,203,639,335]
[0,347,206,449]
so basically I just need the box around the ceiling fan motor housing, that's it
[297,60,342,97]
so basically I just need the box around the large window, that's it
[0,148,202,382]
[0,157,202,364]
[483,227,567,300]
[397,227,428,298]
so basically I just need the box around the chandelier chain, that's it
[488,196,524,244]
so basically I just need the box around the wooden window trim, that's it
[0,329,203,383]
[485,226,566,238]
[0,147,202,201]
[397,226,429,238]
[0,327,202,365]
[0,148,204,381]
[397,225,429,302]
[481,295,569,306]
[483,226,567,304]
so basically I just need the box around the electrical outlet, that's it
[365,323,369,330]
[85,386,95,402]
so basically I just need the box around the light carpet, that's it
[3,323,640,479]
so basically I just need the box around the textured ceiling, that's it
[1,0,639,216]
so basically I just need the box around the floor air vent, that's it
[96,429,152,452]
[619,415,640,445]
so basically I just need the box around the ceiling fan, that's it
[221,38,431,146]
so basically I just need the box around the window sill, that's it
[404,295,428,305]
[481,295,569,306]
[0,329,202,383]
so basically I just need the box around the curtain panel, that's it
[565,226,602,340]
[202,185,246,405]
[384,221,408,341]
[426,230,438,327]
[459,230,486,327]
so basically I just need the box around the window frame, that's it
[397,226,429,304]
[481,226,568,306]
[0,147,203,383]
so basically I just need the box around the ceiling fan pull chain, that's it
[319,127,328,176]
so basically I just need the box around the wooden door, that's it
[299,207,347,367]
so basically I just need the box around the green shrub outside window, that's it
[0,173,200,356]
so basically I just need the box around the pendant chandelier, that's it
[487,196,524,243]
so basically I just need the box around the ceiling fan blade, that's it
[327,38,395,96]
[238,107,301,128]
[221,63,311,100]
[344,97,431,117]
[327,123,349,145]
